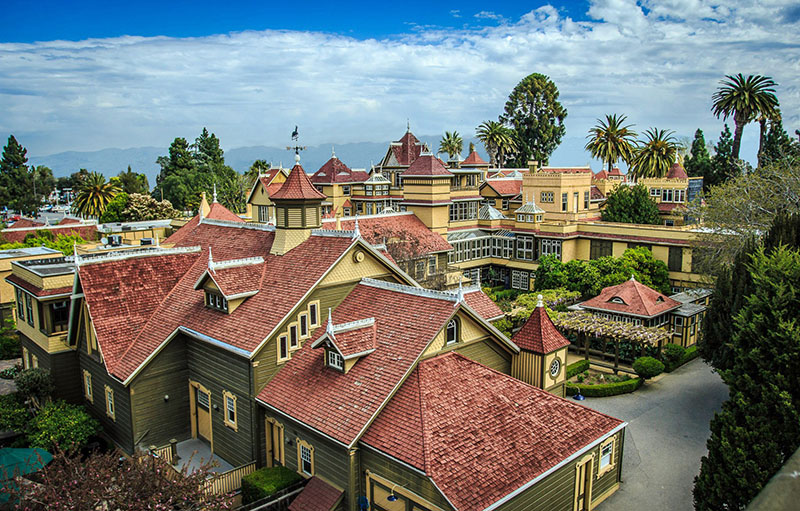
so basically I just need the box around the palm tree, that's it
[584,114,638,174]
[629,128,678,180]
[73,171,120,218]
[711,74,779,160]
[439,131,463,160]
[476,121,517,168]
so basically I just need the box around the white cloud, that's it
[450,9,461,18]
[0,0,798,168]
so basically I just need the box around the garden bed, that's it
[566,367,643,397]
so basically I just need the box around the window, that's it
[297,440,314,476]
[539,239,562,260]
[590,240,613,260]
[674,316,684,335]
[343,207,351,216]
[342,185,351,196]
[51,301,69,333]
[105,385,115,421]
[31,355,38,368]
[327,349,343,370]
[650,188,661,197]
[691,318,697,336]
[541,191,554,203]
[83,370,93,403]
[309,302,319,327]
[415,260,426,279]
[511,270,529,291]
[561,193,568,212]
[278,335,289,361]
[428,256,436,275]
[205,292,228,312]
[584,190,590,209]
[223,391,237,430]
[676,189,686,203]
[299,313,309,338]
[446,319,458,345]
[356,202,364,214]
[25,294,34,327]
[662,188,674,203]
[449,201,479,222]
[516,236,534,261]
[598,438,616,475]
[501,199,509,210]
[289,324,299,349]
[15,288,25,322]
[365,184,373,196]
[668,246,683,272]
[627,242,651,252]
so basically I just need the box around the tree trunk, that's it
[757,117,767,169]
[732,115,746,160]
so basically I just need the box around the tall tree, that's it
[601,183,661,225]
[244,159,271,190]
[439,131,463,160]
[115,165,150,194]
[684,129,713,178]
[629,128,678,180]
[704,124,739,191]
[0,135,29,210]
[153,137,197,211]
[711,73,779,160]
[73,172,120,218]
[500,73,567,167]
[476,120,516,168]
[584,114,638,173]
[761,116,800,167]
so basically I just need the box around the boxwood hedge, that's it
[566,377,643,397]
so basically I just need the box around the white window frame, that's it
[105,385,115,421]
[327,350,343,370]
[598,437,616,476]
[299,313,309,338]
[309,302,320,327]
[289,323,299,349]
[446,319,458,345]
[342,185,351,196]
[278,335,289,361]
[223,391,237,430]
[428,256,436,275]
[300,443,313,475]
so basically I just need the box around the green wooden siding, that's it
[186,337,254,467]
[78,349,134,453]
[19,335,81,404]
[360,446,453,511]
[130,337,190,449]
[265,409,349,493]
[493,431,623,511]
[453,339,512,374]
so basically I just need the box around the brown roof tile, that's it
[402,154,453,177]
[311,157,370,184]
[512,301,570,354]
[288,477,343,511]
[461,150,488,166]
[390,131,423,166]
[667,163,688,179]
[323,213,451,255]
[482,179,522,196]
[361,353,624,511]
[579,277,681,317]
[6,274,72,297]
[271,164,327,200]
[463,288,504,321]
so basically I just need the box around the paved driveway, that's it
[580,358,729,511]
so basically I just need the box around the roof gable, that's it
[403,153,453,177]
[311,157,369,184]
[481,178,522,197]
[512,297,570,353]
[461,150,488,166]
[579,277,681,317]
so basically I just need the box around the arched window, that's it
[446,319,458,345]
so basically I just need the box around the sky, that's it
[1,0,799,167]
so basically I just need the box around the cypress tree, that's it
[684,129,713,178]
[0,135,29,209]
[705,125,738,192]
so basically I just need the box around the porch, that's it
[150,438,234,473]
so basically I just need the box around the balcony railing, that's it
[450,185,479,191]
[204,461,257,495]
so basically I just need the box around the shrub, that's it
[566,360,590,379]
[633,356,665,380]
[663,343,687,371]
[26,401,100,451]
[0,393,29,432]
[0,363,21,379]
[493,317,513,338]
[14,368,55,408]
[682,345,699,364]
[0,318,21,359]
[241,465,303,504]
[566,377,643,397]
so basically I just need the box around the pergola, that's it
[551,311,673,374]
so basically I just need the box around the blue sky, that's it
[1,0,798,168]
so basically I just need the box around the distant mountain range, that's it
[28,135,597,186]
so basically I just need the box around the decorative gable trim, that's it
[199,217,275,231]
[76,246,201,267]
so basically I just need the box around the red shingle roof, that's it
[462,150,488,166]
[204,261,265,298]
[464,288,504,321]
[323,320,377,358]
[311,157,370,184]
[667,163,688,179]
[594,169,609,180]
[389,131,423,166]
[482,179,522,197]
[257,282,459,445]
[590,185,605,200]
[6,274,72,297]
[288,477,343,511]
[580,277,681,318]
[402,154,453,177]
[512,302,570,354]
[10,218,44,229]
[165,201,243,245]
[322,212,452,255]
[658,202,684,213]
[58,218,82,225]
[361,353,624,511]
[271,164,327,200]
[1,224,99,243]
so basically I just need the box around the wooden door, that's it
[267,420,283,467]
[574,457,593,511]
[196,387,211,443]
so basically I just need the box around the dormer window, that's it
[446,319,458,345]
[610,297,626,305]
[327,350,344,370]
[206,292,228,312]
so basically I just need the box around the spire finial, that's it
[155,234,160,247]
[212,183,218,203]
[407,119,410,132]
[295,152,301,164]
[332,145,336,159]
[630,274,636,281]
[208,246,214,272]
[326,308,335,339]
[353,216,360,239]
[73,242,80,268]
[537,294,544,307]
[456,280,464,305]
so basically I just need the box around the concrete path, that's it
[0,358,20,395]
[580,358,729,511]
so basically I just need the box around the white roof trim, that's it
[210,256,264,271]
[360,277,459,303]
[199,218,275,231]
[76,246,201,267]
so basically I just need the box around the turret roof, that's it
[271,164,327,200]
[403,153,453,177]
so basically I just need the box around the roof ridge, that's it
[210,256,265,271]
[331,317,375,333]
[321,211,414,222]
[360,278,458,302]
[200,218,275,231]
[311,229,357,238]
[77,246,201,267]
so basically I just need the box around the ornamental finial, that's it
[208,246,214,272]
[212,183,218,203]
[537,294,544,308]
[455,280,464,306]
[353,216,360,239]
[326,308,335,339]
[332,145,336,159]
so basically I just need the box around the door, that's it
[574,192,579,213]
[574,456,593,511]
[266,419,284,467]
[196,387,212,443]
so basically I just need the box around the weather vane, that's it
[286,125,307,160]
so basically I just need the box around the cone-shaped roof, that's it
[271,164,327,200]
[512,297,570,354]
[462,150,488,166]
[667,162,688,179]
[403,153,453,177]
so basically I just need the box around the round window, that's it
[549,358,561,378]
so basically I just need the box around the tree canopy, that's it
[476,120,516,168]
[684,129,712,178]
[585,114,638,173]
[601,184,661,225]
[72,171,120,218]
[0,136,54,215]
[113,165,150,194]
[439,131,463,160]
[629,128,678,180]
[500,73,567,167]
[99,193,179,223]
[712,73,779,160]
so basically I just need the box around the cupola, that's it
[270,156,327,256]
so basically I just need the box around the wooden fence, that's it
[150,444,174,464]
[204,461,257,495]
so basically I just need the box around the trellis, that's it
[551,311,673,374]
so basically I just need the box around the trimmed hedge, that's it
[633,356,665,379]
[566,377,643,397]
[665,344,699,372]
[566,360,590,379]
[241,465,303,504]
